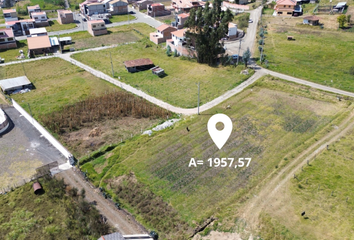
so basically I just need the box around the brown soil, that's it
[60,116,160,158]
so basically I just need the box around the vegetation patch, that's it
[80,76,351,236]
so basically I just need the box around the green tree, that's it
[347,14,351,24]
[166,45,171,56]
[242,47,251,68]
[173,49,178,57]
[185,0,234,65]
[337,14,346,28]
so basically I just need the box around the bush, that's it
[166,45,171,56]
[349,66,354,75]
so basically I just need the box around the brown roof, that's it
[124,58,154,68]
[0,28,14,38]
[276,0,296,6]
[3,9,16,14]
[157,24,175,32]
[27,35,51,50]
[178,13,189,18]
[304,15,320,21]
[58,9,73,14]
[171,29,186,37]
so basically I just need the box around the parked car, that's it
[232,54,239,60]
[249,19,253,23]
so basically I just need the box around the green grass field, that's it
[0,40,28,63]
[0,177,110,239]
[47,20,77,32]
[285,129,354,239]
[61,23,153,50]
[109,14,136,23]
[72,41,253,108]
[79,76,352,238]
[1,58,116,116]
[263,22,354,93]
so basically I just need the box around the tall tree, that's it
[242,47,251,68]
[337,14,346,28]
[185,0,234,65]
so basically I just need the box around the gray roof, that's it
[59,36,72,42]
[98,232,125,240]
[0,76,31,91]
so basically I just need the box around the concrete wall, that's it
[12,99,73,160]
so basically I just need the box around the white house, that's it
[227,22,237,38]
[31,11,49,27]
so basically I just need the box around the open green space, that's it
[47,20,77,32]
[2,58,115,116]
[285,128,354,239]
[109,14,136,23]
[0,177,110,240]
[263,23,354,93]
[0,40,28,63]
[29,0,65,10]
[61,23,153,50]
[79,76,351,238]
[72,41,253,108]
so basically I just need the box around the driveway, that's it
[0,105,66,192]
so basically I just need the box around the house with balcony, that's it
[171,0,203,13]
[27,5,41,17]
[3,9,18,22]
[166,28,196,57]
[147,3,171,17]
[6,19,35,36]
[171,13,189,29]
[150,24,176,44]
[31,12,49,27]
[87,19,107,36]
[274,0,296,16]
[57,9,74,24]
[132,0,153,11]
[0,28,16,49]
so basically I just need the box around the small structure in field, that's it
[124,58,155,73]
[287,36,295,40]
[151,66,165,76]
[303,15,320,25]
[0,76,32,94]
[33,182,43,194]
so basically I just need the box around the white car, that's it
[249,19,253,23]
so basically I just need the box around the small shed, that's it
[59,37,72,45]
[303,15,320,25]
[124,58,155,73]
[151,66,165,76]
[33,182,43,194]
[0,76,32,94]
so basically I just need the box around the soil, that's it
[192,231,245,240]
[60,116,160,158]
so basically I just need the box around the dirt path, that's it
[57,168,147,235]
[239,108,354,231]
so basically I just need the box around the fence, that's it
[12,99,73,161]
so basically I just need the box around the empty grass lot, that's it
[1,58,116,116]
[0,40,28,63]
[79,76,352,238]
[109,14,136,23]
[72,41,253,108]
[61,23,153,50]
[47,20,77,32]
[263,20,354,93]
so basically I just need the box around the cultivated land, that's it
[62,23,154,51]
[79,76,353,239]
[72,41,254,108]
[261,16,354,93]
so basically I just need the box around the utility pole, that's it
[197,82,200,115]
[110,52,114,77]
[236,39,242,65]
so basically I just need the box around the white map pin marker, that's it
[208,114,232,150]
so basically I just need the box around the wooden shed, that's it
[124,58,155,73]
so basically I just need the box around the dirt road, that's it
[57,168,147,235]
[239,108,354,231]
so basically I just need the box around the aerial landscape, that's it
[0,0,353,238]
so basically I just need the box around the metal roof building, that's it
[0,76,32,93]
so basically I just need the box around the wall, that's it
[12,99,73,161]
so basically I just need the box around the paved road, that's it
[15,7,163,41]
[225,6,263,57]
